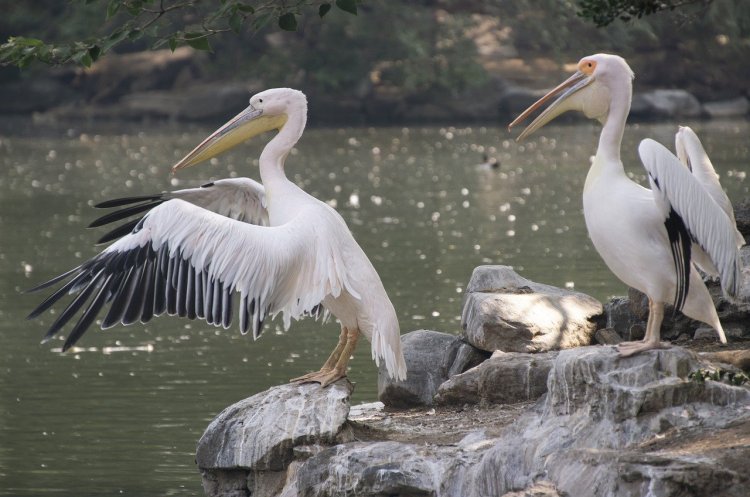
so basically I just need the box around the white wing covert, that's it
[27,199,352,351]
[639,138,742,303]
[89,178,269,244]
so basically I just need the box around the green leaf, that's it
[253,13,273,31]
[101,27,130,52]
[237,3,255,13]
[278,12,298,31]
[184,32,211,51]
[335,0,357,15]
[106,0,121,19]
[125,3,141,16]
[72,48,93,67]
[229,11,243,33]
[14,37,45,47]
[168,36,178,52]
[88,45,101,62]
[319,3,332,17]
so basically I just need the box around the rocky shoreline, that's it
[196,245,750,497]
[5,48,750,125]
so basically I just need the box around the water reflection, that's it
[0,118,747,496]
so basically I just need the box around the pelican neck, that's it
[595,83,631,166]
[585,78,633,193]
[259,108,307,187]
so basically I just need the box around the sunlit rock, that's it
[500,481,563,497]
[377,329,489,408]
[435,350,557,406]
[700,349,750,371]
[468,346,750,497]
[197,380,352,497]
[461,266,604,353]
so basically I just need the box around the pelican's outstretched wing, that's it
[639,139,742,306]
[27,199,352,351]
[674,126,745,249]
[90,178,268,244]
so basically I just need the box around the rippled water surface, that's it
[1,118,748,496]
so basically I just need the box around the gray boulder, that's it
[703,96,750,118]
[119,82,256,121]
[632,89,702,118]
[461,266,603,353]
[435,350,558,406]
[377,329,489,408]
[296,441,474,497]
[497,86,549,118]
[197,380,352,496]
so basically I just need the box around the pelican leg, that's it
[290,326,353,385]
[617,298,670,357]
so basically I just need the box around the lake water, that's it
[1,118,748,496]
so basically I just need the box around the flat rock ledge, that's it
[197,346,750,497]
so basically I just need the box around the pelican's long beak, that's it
[171,104,288,173]
[508,71,593,141]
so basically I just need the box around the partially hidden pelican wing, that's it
[90,178,268,244]
[639,138,743,301]
[675,126,745,249]
[28,199,350,351]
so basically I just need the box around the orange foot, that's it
[617,339,670,357]
[290,368,346,388]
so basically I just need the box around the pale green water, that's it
[0,118,747,496]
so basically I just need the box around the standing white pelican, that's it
[508,54,744,356]
[27,88,407,386]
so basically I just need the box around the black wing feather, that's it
[28,187,277,349]
[94,194,163,209]
[89,201,165,228]
[664,207,692,313]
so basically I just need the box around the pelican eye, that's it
[579,60,597,75]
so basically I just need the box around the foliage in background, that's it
[1,0,749,106]
[246,4,487,97]
[577,0,715,26]
[0,0,354,68]
[0,0,728,70]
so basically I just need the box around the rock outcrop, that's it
[197,346,750,497]
[461,265,604,353]
[469,347,750,497]
[195,264,750,497]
